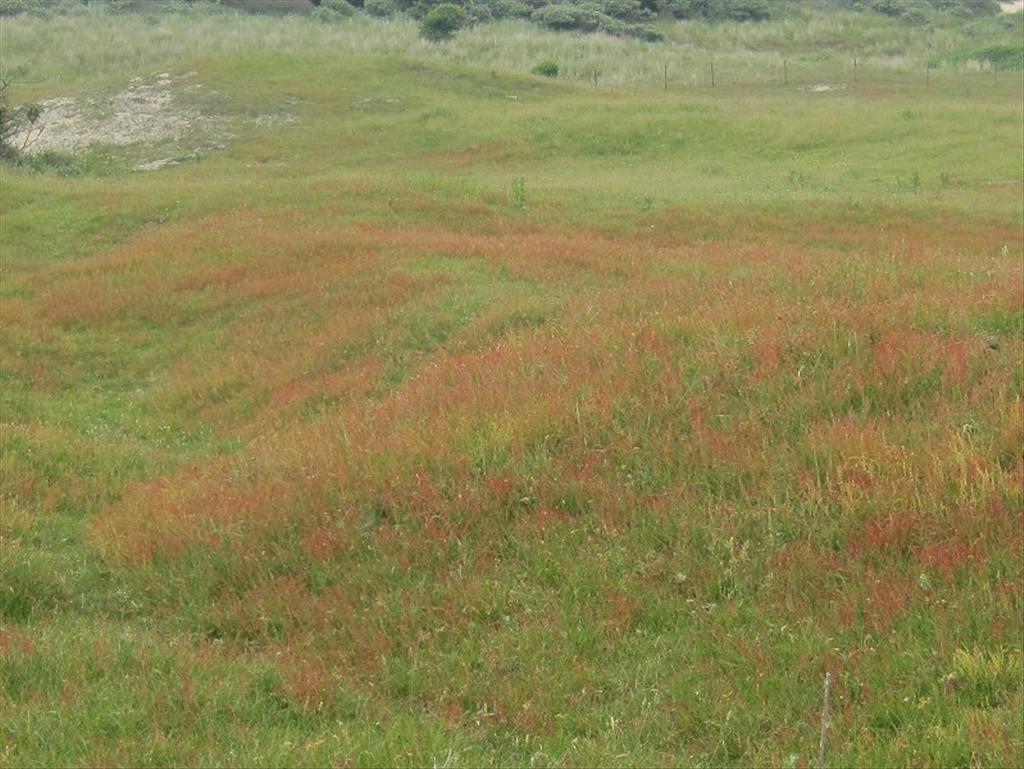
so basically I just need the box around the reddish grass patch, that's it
[0,626,34,657]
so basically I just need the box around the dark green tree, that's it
[420,2,467,39]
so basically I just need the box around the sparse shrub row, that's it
[419,2,467,40]
[934,42,1024,70]
[0,71,40,159]
[0,0,1005,43]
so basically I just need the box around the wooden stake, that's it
[663,61,669,91]
[710,61,716,88]
[818,672,833,769]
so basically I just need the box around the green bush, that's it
[14,149,84,175]
[940,43,1024,70]
[530,3,663,38]
[363,0,398,16]
[532,59,559,76]
[866,0,927,17]
[661,0,771,21]
[311,0,357,18]
[463,0,493,22]
[419,2,467,39]
[726,0,771,19]
[585,0,649,22]
[530,4,579,29]
[0,0,38,14]
[0,0,80,14]
[908,0,1000,16]
[414,0,491,22]
[0,73,42,160]
[839,0,1000,16]
[490,0,531,18]
[319,0,358,12]
[531,4,618,33]
[220,0,317,14]
[631,23,664,40]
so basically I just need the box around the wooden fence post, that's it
[818,672,833,769]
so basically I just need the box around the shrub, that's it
[311,0,357,19]
[0,0,37,13]
[12,149,83,175]
[0,73,42,160]
[363,0,398,16]
[220,0,317,14]
[412,0,489,21]
[595,14,631,34]
[868,0,923,17]
[941,43,1024,70]
[532,59,559,76]
[631,23,665,40]
[419,2,467,40]
[0,0,78,14]
[530,4,663,38]
[926,0,1000,15]
[661,0,771,21]
[530,4,580,29]
[490,0,531,18]
[535,4,612,32]
[842,0,999,16]
[319,0,358,12]
[583,0,649,22]
[463,0,494,22]
[720,0,770,20]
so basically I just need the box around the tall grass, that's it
[0,13,1022,769]
[2,5,1021,94]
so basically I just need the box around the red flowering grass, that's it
[6,194,1021,767]
[78,208,1020,576]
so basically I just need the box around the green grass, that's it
[1,9,1023,769]
[937,42,1024,70]
[2,4,1022,94]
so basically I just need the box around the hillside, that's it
[1,5,1022,767]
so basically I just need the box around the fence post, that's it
[710,61,716,88]
[818,671,833,769]
[664,61,669,91]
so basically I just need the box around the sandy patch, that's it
[16,73,205,154]
[800,83,845,93]
[14,72,296,171]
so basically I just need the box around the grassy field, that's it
[1,8,1023,768]
[3,3,1023,91]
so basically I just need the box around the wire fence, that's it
[565,57,1022,93]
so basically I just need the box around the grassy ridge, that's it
[1,21,1023,769]
[2,6,1022,93]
